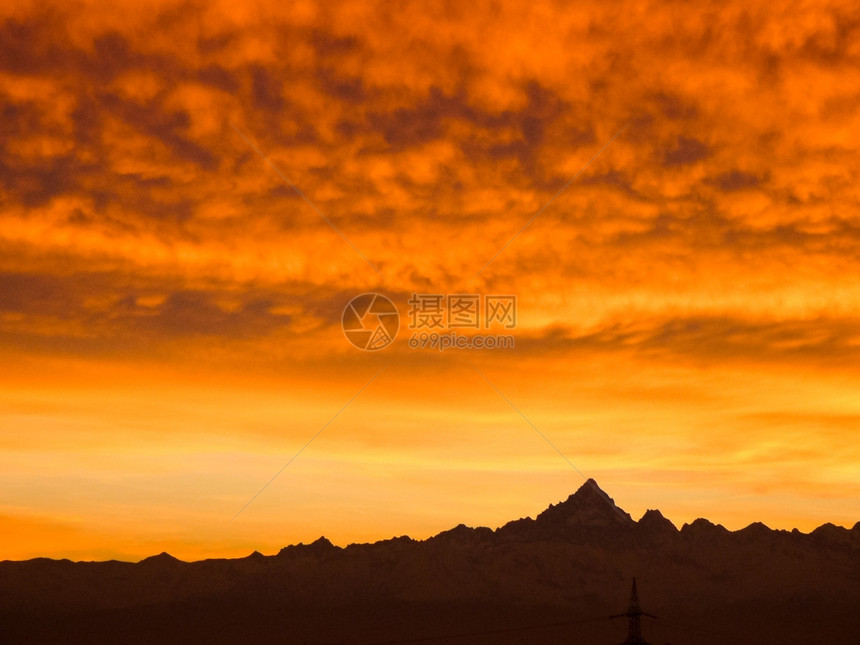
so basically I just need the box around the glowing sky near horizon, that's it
[1,0,860,561]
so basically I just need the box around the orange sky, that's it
[1,0,859,561]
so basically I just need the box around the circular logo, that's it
[342,293,399,351]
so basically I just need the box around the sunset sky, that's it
[1,0,859,561]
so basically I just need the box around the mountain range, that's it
[2,479,858,644]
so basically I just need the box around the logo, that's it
[342,293,399,351]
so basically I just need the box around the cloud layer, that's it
[1,0,859,559]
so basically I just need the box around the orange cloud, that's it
[0,0,859,560]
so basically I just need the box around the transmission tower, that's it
[611,577,656,645]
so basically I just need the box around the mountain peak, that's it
[680,518,730,542]
[277,536,340,559]
[571,478,616,502]
[138,552,181,565]
[430,523,494,546]
[810,522,854,547]
[522,479,635,540]
[638,509,678,535]
[561,478,632,518]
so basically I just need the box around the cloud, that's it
[1,0,860,558]
[2,0,858,298]
[495,314,860,371]
[662,136,710,166]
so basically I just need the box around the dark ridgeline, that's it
[1,479,859,644]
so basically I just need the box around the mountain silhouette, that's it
[498,479,635,543]
[1,479,858,644]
